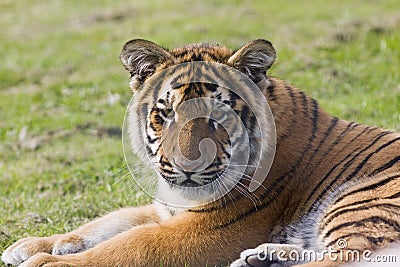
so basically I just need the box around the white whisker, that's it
[223,169,266,189]
[222,164,260,169]
[112,172,132,186]
[217,173,235,205]
[222,174,261,208]
[215,177,227,207]
[108,166,130,176]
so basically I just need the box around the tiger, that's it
[2,38,400,267]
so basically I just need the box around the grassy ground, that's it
[0,0,399,265]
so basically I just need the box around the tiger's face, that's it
[149,84,234,187]
[120,39,276,206]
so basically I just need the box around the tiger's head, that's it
[120,39,276,207]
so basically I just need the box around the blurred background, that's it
[0,0,399,259]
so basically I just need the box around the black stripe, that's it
[326,233,363,247]
[184,84,192,96]
[212,67,241,94]
[188,206,219,213]
[172,71,220,94]
[258,93,318,203]
[266,81,276,100]
[145,145,156,157]
[148,120,157,132]
[159,108,171,119]
[160,168,176,175]
[307,131,391,213]
[299,91,308,116]
[323,216,400,239]
[172,50,190,58]
[205,83,219,92]
[218,141,231,160]
[371,156,400,176]
[305,126,375,211]
[327,189,400,219]
[323,203,400,227]
[342,137,400,184]
[198,63,224,86]
[304,122,359,207]
[150,70,168,105]
[310,99,319,134]
[205,52,221,62]
[285,84,297,104]
[331,173,400,208]
[201,170,219,176]
[322,191,400,239]
[196,51,221,62]
[367,236,387,246]
[330,122,358,147]
[239,106,250,125]
[170,72,188,88]
[277,84,298,141]
[145,143,159,157]
[188,191,234,212]
[160,173,177,182]
[308,117,339,164]
[326,233,388,248]
[314,122,358,161]
[214,180,302,229]
[160,156,173,167]
[154,113,164,124]
[147,134,158,144]
[247,115,258,140]
[215,95,321,228]
[260,107,312,197]
[276,93,317,176]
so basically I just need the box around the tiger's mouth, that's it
[178,179,202,187]
[158,166,222,188]
[166,173,220,188]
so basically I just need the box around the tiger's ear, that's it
[120,39,173,83]
[228,39,276,82]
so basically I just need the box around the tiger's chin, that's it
[155,177,220,209]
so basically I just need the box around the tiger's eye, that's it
[159,108,175,122]
[211,109,226,121]
[165,109,175,120]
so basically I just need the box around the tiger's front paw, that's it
[18,253,60,267]
[2,237,56,266]
[230,243,305,267]
[18,252,83,267]
[51,234,85,255]
[2,234,85,266]
[230,248,284,267]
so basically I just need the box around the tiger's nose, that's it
[173,157,206,173]
[173,138,217,172]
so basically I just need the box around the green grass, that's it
[0,0,399,265]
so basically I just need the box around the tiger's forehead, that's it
[169,83,222,107]
[169,43,233,63]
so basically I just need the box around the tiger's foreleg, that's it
[15,210,270,267]
[2,204,160,266]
